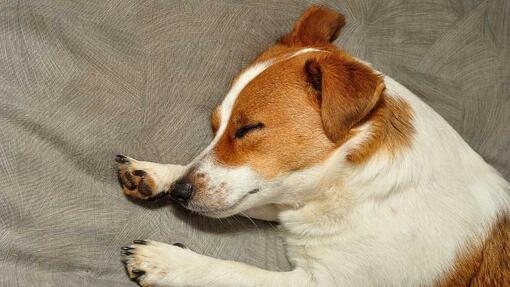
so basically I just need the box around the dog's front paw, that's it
[121,240,200,287]
[115,155,161,199]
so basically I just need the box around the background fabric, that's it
[0,0,508,285]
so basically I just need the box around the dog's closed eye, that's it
[235,123,265,139]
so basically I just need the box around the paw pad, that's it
[116,155,158,199]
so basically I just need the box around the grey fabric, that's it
[0,0,508,285]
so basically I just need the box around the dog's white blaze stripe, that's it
[189,48,323,166]
[188,62,269,166]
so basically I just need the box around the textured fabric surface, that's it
[0,0,508,285]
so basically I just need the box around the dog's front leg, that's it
[115,155,186,199]
[122,240,311,287]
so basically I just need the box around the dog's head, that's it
[170,6,391,217]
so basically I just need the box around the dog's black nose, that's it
[170,178,194,204]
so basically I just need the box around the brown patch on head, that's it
[211,48,414,178]
[213,53,336,179]
[435,213,510,286]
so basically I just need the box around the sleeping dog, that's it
[116,6,510,287]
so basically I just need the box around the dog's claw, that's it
[173,243,186,249]
[132,269,146,283]
[115,154,129,164]
[132,269,145,275]
[133,240,148,245]
[118,170,136,190]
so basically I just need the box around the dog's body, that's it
[116,6,510,287]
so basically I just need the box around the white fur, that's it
[124,240,309,287]
[123,62,510,286]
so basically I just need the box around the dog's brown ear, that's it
[305,54,385,143]
[280,5,345,46]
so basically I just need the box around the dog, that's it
[116,5,510,287]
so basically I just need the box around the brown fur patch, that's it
[436,214,510,287]
[213,53,336,179]
[279,5,345,46]
[346,94,414,163]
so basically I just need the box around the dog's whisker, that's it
[267,221,278,232]
[229,215,245,229]
[239,212,261,231]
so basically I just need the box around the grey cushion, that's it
[0,0,508,285]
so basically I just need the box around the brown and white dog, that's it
[116,6,510,287]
